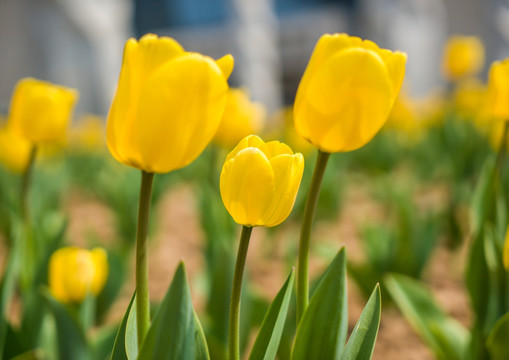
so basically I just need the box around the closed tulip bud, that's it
[107,33,233,173]
[49,247,108,304]
[8,78,78,144]
[214,88,265,149]
[488,59,509,120]
[442,36,484,81]
[0,126,32,173]
[220,135,304,227]
[294,33,406,153]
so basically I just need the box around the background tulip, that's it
[294,33,406,153]
[214,88,265,149]
[49,247,108,304]
[8,78,78,144]
[107,33,233,174]
[0,126,32,173]
[442,35,484,81]
[488,59,509,120]
[220,135,304,227]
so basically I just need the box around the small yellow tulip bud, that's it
[488,59,509,120]
[107,33,233,173]
[8,78,78,144]
[220,135,304,227]
[214,88,265,149]
[49,247,108,304]
[442,36,484,81]
[294,33,406,153]
[0,126,32,173]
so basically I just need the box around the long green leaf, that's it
[487,312,509,360]
[385,274,468,360]
[194,311,210,360]
[138,262,195,360]
[292,247,348,360]
[41,288,90,360]
[249,269,295,360]
[110,292,136,360]
[343,284,381,360]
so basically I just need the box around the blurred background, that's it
[1,0,508,117]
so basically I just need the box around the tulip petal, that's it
[260,153,304,227]
[220,148,275,226]
[260,141,294,159]
[297,48,393,152]
[131,53,228,173]
[226,134,266,162]
[107,35,184,167]
[216,54,235,79]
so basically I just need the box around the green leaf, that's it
[194,311,210,360]
[41,288,90,360]
[343,284,381,360]
[110,292,136,360]
[471,156,496,236]
[384,274,468,360]
[292,247,348,360]
[249,269,295,360]
[487,312,509,360]
[125,295,138,360]
[138,262,195,360]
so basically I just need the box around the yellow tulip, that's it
[294,33,406,153]
[8,78,78,143]
[442,36,484,81]
[0,125,32,173]
[107,33,233,173]
[214,88,265,148]
[49,247,108,303]
[220,135,304,227]
[488,59,509,120]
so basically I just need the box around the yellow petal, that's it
[129,53,228,173]
[489,59,509,120]
[107,34,184,167]
[91,248,109,295]
[225,134,266,162]
[296,47,393,152]
[260,140,294,159]
[0,126,32,173]
[260,153,304,226]
[215,54,235,79]
[220,147,275,226]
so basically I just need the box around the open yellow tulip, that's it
[220,135,304,227]
[107,33,233,173]
[49,247,108,304]
[294,33,406,153]
[8,78,78,144]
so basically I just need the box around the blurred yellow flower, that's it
[442,36,484,81]
[214,88,265,149]
[294,33,406,153]
[107,33,233,173]
[271,107,314,157]
[0,125,32,173]
[8,78,78,143]
[49,247,108,304]
[69,114,106,152]
[488,59,509,120]
[220,135,304,227]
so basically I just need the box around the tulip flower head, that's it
[8,78,78,144]
[107,33,233,173]
[49,247,108,304]
[294,33,406,153]
[488,59,509,120]
[220,135,304,227]
[442,36,484,81]
[214,88,265,149]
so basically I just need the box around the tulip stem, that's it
[496,121,509,175]
[296,150,330,323]
[135,171,154,347]
[21,145,37,221]
[228,225,253,360]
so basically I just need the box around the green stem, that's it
[496,121,509,175]
[21,145,37,222]
[296,150,330,323]
[135,171,154,347]
[228,225,253,360]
